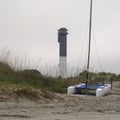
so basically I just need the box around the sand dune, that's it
[0,81,120,120]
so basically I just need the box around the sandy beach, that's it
[0,81,120,120]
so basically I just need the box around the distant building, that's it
[58,28,68,78]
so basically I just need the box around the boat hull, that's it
[67,86,76,95]
[96,84,111,97]
[67,83,111,97]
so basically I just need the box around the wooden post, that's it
[110,78,113,89]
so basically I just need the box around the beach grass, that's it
[0,61,80,94]
[0,57,119,95]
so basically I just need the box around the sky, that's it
[0,0,120,76]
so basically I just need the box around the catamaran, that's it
[67,0,111,97]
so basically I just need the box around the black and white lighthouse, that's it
[58,28,68,78]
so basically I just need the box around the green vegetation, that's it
[0,61,76,93]
[0,61,120,94]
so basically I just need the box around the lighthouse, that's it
[58,28,68,78]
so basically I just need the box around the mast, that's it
[86,0,92,89]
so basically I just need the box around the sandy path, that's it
[3,112,120,120]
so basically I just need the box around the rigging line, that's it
[91,27,103,72]
[76,22,89,73]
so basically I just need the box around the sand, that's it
[0,81,120,120]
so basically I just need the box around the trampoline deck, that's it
[75,84,107,90]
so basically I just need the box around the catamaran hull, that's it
[67,86,76,95]
[67,84,111,97]
[96,84,111,97]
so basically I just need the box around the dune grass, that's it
[0,58,119,95]
[0,61,80,93]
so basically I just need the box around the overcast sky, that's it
[0,0,120,76]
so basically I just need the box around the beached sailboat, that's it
[67,0,111,97]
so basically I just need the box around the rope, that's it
[91,27,103,72]
[77,22,90,73]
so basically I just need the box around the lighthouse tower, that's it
[58,28,68,78]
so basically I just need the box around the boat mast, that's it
[86,0,92,89]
